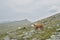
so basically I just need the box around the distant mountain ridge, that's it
[0,13,60,33]
[0,13,60,40]
[35,13,60,27]
[0,19,31,33]
[4,13,60,40]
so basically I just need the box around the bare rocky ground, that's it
[0,13,60,40]
[2,25,60,40]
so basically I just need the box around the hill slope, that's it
[0,19,31,33]
[0,13,60,40]
[35,13,60,27]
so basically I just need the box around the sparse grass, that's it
[25,26,60,40]
[0,33,7,40]
[0,13,60,40]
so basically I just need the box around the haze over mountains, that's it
[0,0,60,23]
[0,13,60,33]
[0,13,60,40]
[0,19,31,33]
[37,13,60,22]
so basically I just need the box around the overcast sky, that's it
[0,0,60,22]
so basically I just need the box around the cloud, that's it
[15,0,60,13]
[48,5,60,13]
[1,0,60,13]
[0,0,60,22]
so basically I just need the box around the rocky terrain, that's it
[0,13,60,40]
